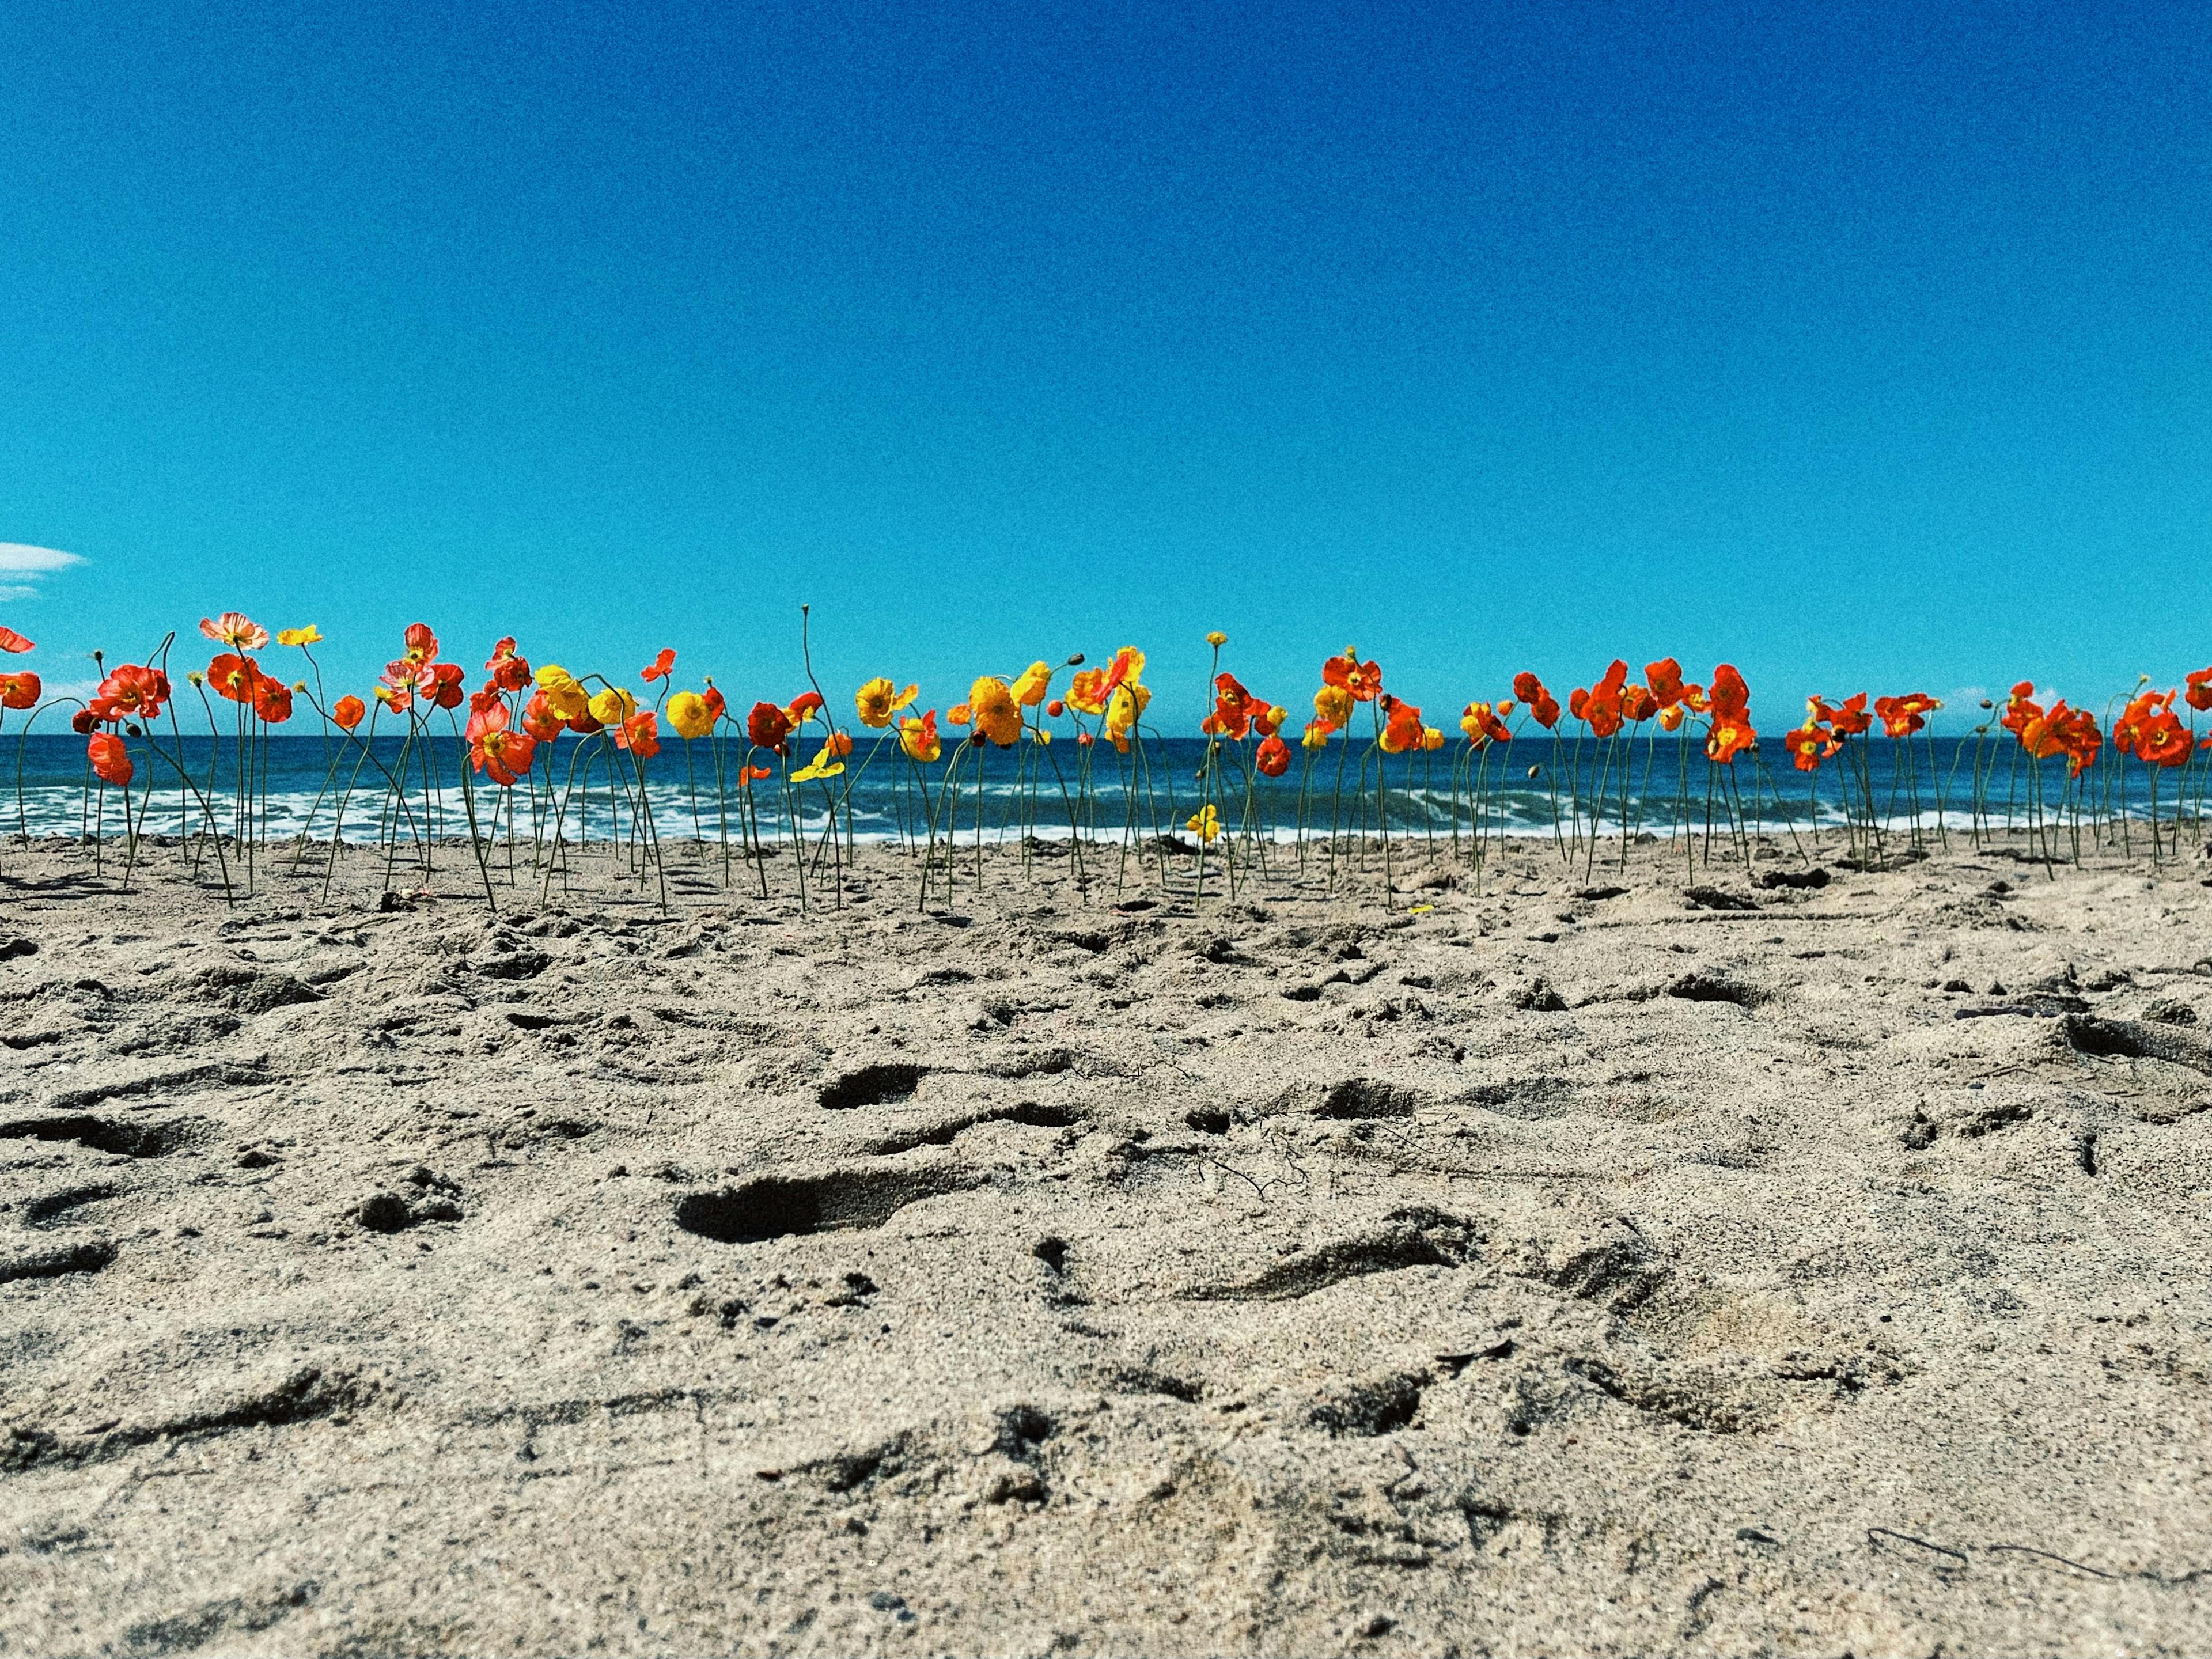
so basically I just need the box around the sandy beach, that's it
[3,832,2209,1656]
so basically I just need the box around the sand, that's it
[2,829,2210,1656]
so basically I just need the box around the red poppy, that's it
[253,677,293,724]
[2001,681,2041,737]
[1203,672,1256,740]
[1513,672,1562,730]
[1322,653,1383,703]
[87,732,133,787]
[484,637,532,692]
[89,663,169,725]
[2186,666,2212,714]
[1708,665,1750,722]
[425,662,465,710]
[786,690,825,721]
[467,684,505,719]
[641,647,676,683]
[2137,711,2191,768]
[71,707,98,734]
[1,671,41,710]
[1645,658,1685,709]
[0,626,32,654]
[1622,685,1657,723]
[748,700,794,754]
[1255,733,1290,777]
[332,695,366,732]
[702,685,727,724]
[1810,693,1870,737]
[402,622,438,664]
[209,653,262,704]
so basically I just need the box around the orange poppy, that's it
[1874,692,1940,738]
[401,622,438,665]
[1,671,41,710]
[2021,700,2099,776]
[1459,702,1512,747]
[333,694,367,732]
[1645,658,1686,709]
[467,703,538,786]
[1255,733,1290,777]
[641,647,676,683]
[2001,681,2041,737]
[1706,717,1757,765]
[1784,722,1838,772]
[1622,685,1657,723]
[0,626,32,654]
[1378,696,1424,754]
[1809,693,1870,737]
[1573,661,1627,737]
[521,691,563,742]
[1322,650,1382,703]
[618,710,661,758]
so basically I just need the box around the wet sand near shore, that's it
[3,832,2210,1656]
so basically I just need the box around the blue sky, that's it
[2,1,2206,725]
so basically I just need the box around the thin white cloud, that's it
[0,543,84,575]
[0,544,84,606]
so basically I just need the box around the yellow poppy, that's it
[791,747,846,782]
[969,676,1022,746]
[539,665,590,721]
[1313,685,1353,730]
[1067,667,1107,716]
[1187,804,1220,843]
[276,625,323,647]
[589,686,637,725]
[899,710,941,763]
[1010,661,1053,707]
[855,677,919,728]
[666,690,714,741]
